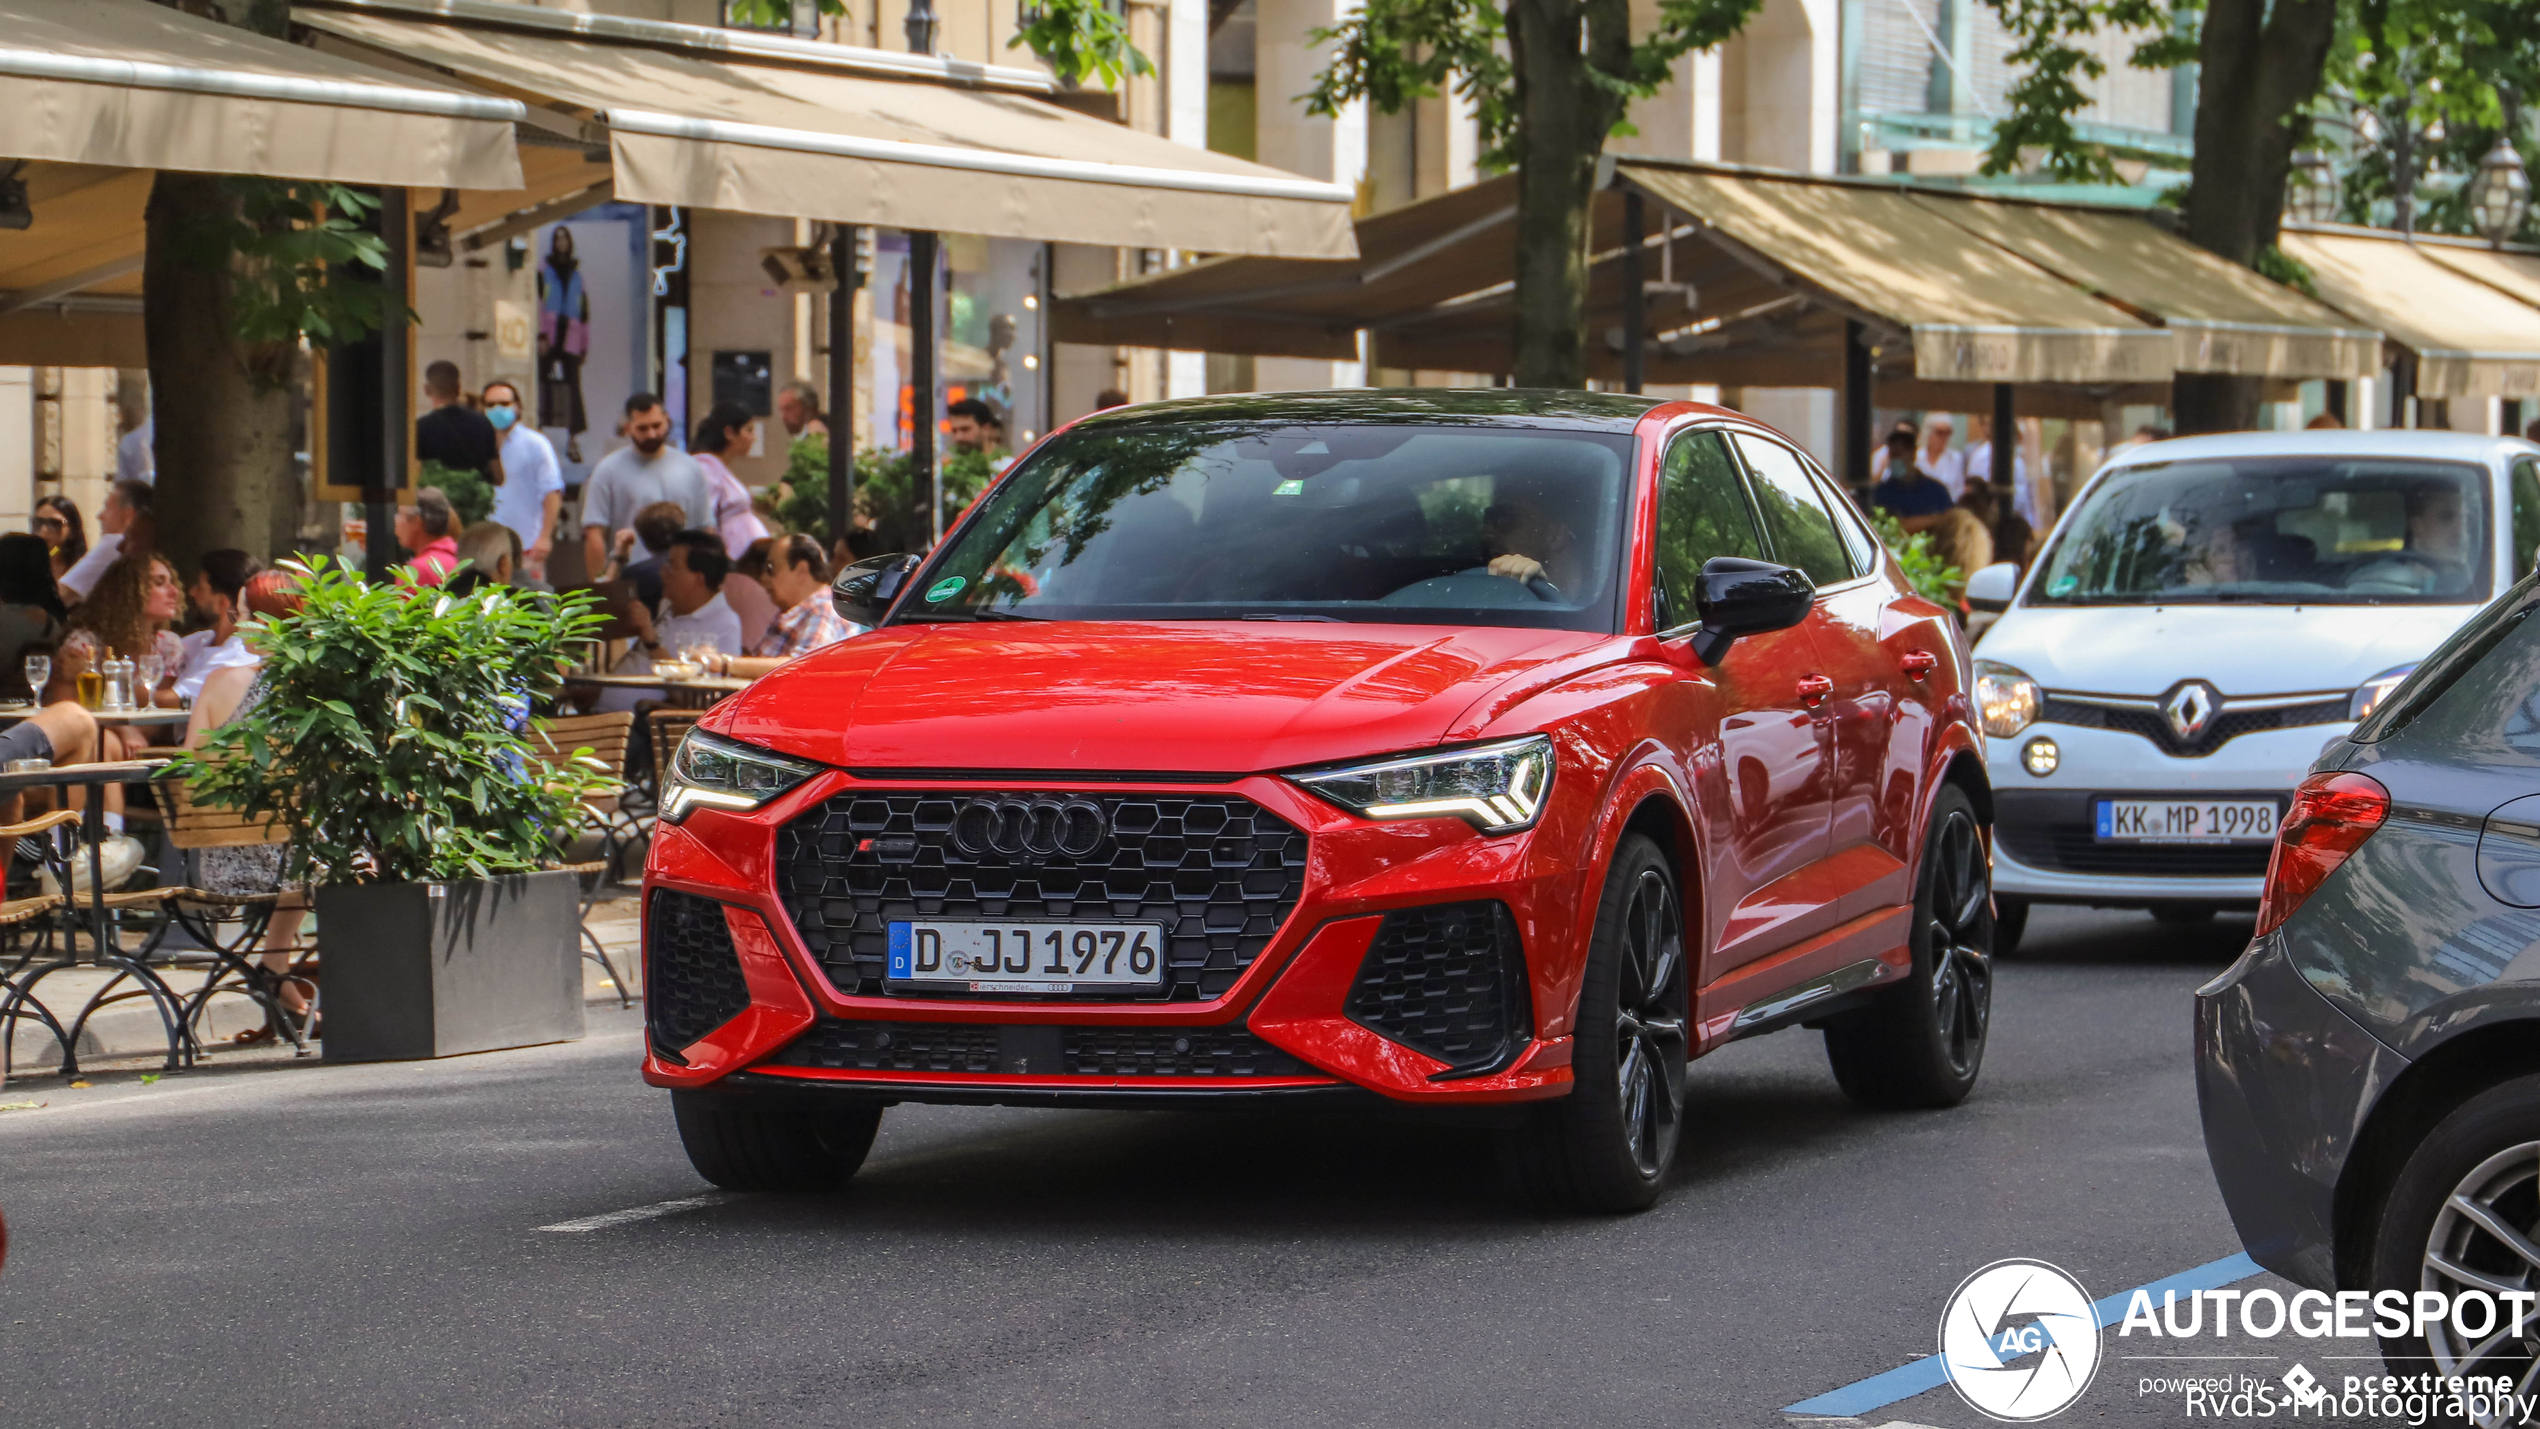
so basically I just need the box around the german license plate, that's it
[2095,798,2279,844]
[886,920,1166,993]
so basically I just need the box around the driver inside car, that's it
[1481,486,1584,594]
[2405,484,2474,592]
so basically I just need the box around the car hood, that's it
[712,622,1612,773]
[1975,601,2482,696]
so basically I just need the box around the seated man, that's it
[599,531,746,714]
[1480,482,1588,595]
[1872,430,1956,533]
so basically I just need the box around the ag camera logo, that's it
[1940,1259,2102,1421]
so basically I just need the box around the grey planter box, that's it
[315,870,585,1062]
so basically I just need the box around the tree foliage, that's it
[723,0,1148,87]
[171,559,609,887]
[1307,0,1762,172]
[152,178,405,385]
[777,435,995,554]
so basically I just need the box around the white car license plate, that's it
[886,920,1166,993]
[2095,798,2279,844]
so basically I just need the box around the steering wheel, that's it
[1454,566,1564,602]
[2343,550,2444,590]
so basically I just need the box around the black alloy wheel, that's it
[1502,834,1689,1213]
[1825,785,1992,1108]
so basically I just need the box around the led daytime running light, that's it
[1288,735,1555,835]
[660,729,824,823]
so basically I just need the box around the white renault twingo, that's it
[1964,430,2540,952]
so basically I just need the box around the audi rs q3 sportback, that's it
[643,390,1993,1211]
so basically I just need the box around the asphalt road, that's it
[0,906,2388,1428]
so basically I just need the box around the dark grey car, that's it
[2199,568,2540,1384]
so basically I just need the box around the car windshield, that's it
[896,420,1637,631]
[2033,455,2492,606]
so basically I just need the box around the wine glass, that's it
[22,654,47,704]
[136,653,165,704]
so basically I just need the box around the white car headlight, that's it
[1975,660,2042,738]
[661,729,825,822]
[1288,735,1554,834]
[2348,663,2417,722]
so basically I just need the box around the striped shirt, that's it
[756,588,857,659]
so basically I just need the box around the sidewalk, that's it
[2,891,644,1079]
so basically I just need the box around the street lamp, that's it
[2286,149,2341,224]
[2468,134,2533,246]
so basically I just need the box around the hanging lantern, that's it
[2468,134,2533,245]
[2285,149,2341,224]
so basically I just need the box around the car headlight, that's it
[1287,735,1555,834]
[1975,660,2042,738]
[661,729,825,822]
[2348,663,2417,722]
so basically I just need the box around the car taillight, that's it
[2253,772,2390,938]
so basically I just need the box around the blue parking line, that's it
[1782,1252,2265,1417]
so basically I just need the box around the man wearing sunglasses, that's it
[483,380,563,579]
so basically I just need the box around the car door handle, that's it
[1797,674,1835,706]
[1900,651,1937,681]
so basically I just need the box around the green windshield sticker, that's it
[2047,574,2078,597]
[1273,479,1306,496]
[926,576,968,602]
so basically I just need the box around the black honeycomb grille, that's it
[1346,901,1532,1075]
[2043,696,2346,757]
[763,1018,1312,1078]
[646,890,754,1061]
[775,791,1308,1002]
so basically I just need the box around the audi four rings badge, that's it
[949,797,1109,861]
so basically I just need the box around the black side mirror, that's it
[1690,556,1814,666]
[832,553,917,626]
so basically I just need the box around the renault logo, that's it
[2163,680,2219,742]
[950,797,1109,861]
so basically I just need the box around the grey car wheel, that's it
[2372,1076,2540,1419]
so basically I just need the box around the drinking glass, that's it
[23,654,48,702]
[136,654,165,701]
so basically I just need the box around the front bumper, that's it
[637,769,1591,1107]
[1986,721,2347,905]
[2194,932,2403,1291]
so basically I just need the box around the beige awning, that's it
[1910,195,2381,378]
[2417,242,2540,316]
[1619,163,2173,384]
[2281,229,2540,399]
[0,0,522,188]
[300,0,1357,259]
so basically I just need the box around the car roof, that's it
[1070,387,1666,434]
[2103,429,2537,472]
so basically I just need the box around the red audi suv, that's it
[644,391,1992,1210]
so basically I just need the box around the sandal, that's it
[232,1024,277,1047]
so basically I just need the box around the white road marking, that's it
[539,1195,724,1233]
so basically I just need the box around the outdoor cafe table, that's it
[0,703,191,728]
[568,673,750,708]
[0,758,183,1078]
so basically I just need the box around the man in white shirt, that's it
[1958,415,2046,527]
[598,532,744,714]
[580,393,713,582]
[60,480,151,605]
[174,549,263,701]
[117,413,154,486]
[482,380,565,577]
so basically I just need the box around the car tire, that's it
[2368,1075,2540,1381]
[672,1090,883,1193]
[1824,785,1992,1109]
[1994,896,2030,958]
[1500,834,1688,1215]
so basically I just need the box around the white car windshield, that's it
[898,420,1636,631]
[2033,456,2491,606]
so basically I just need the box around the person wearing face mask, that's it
[483,379,563,578]
[579,393,713,583]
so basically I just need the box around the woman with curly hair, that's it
[57,549,184,723]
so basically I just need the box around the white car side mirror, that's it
[1965,561,2019,613]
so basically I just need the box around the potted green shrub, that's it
[173,558,609,1062]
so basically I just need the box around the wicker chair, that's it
[0,809,75,1085]
[151,770,318,1056]
[529,711,637,1007]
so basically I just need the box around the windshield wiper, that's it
[1241,613,1344,622]
[969,607,1048,622]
